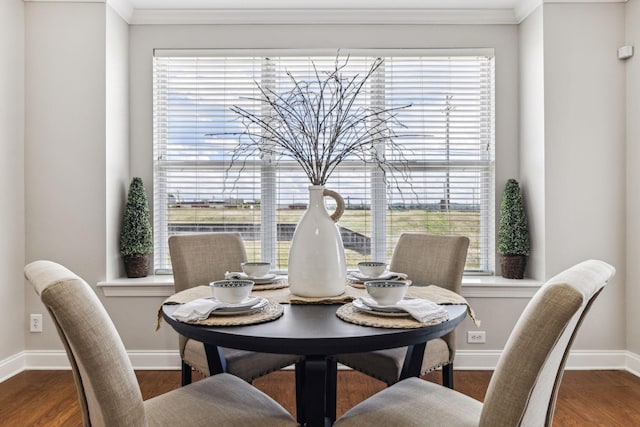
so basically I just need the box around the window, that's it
[153,50,495,274]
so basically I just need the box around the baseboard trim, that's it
[440,349,633,371]
[563,350,628,370]
[0,352,25,383]
[126,351,182,370]
[627,351,640,377]
[24,350,73,370]
[20,350,182,371]
[454,350,502,369]
[2,349,639,382]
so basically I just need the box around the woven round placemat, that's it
[187,301,284,326]
[252,278,289,291]
[336,303,445,329]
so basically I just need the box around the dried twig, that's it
[216,55,415,190]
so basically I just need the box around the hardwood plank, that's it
[0,370,639,426]
[0,370,82,426]
[552,370,640,426]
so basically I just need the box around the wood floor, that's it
[1,369,639,426]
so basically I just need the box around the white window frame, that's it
[153,48,495,274]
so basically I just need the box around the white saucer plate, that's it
[207,297,269,315]
[236,273,278,284]
[348,271,393,281]
[352,299,411,317]
[348,271,410,282]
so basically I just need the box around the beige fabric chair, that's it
[335,259,616,427]
[24,260,296,427]
[336,233,470,388]
[168,232,302,385]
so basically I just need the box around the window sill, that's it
[461,276,541,298]
[97,275,542,298]
[97,275,175,297]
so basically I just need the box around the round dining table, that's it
[162,302,467,427]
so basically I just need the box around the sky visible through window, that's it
[159,56,486,206]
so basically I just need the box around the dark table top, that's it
[162,303,467,356]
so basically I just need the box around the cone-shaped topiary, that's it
[120,177,152,277]
[498,179,530,256]
[498,179,529,279]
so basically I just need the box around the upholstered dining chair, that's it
[335,259,615,427]
[168,232,302,386]
[335,233,470,389]
[24,260,297,427]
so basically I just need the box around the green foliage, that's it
[168,206,482,269]
[498,179,530,255]
[120,177,153,256]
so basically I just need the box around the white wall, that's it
[543,3,626,350]
[106,6,130,280]
[0,0,26,365]
[519,6,545,281]
[15,5,633,365]
[626,0,640,355]
[22,3,175,353]
[25,2,108,349]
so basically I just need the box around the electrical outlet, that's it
[467,330,486,344]
[30,314,43,333]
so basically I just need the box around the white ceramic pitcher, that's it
[288,185,346,297]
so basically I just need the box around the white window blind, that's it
[153,51,495,274]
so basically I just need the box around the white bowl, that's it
[365,280,408,306]
[357,261,387,278]
[241,262,271,278]
[210,279,254,304]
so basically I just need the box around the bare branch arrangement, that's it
[226,55,413,186]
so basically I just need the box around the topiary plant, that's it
[498,179,529,278]
[120,177,153,277]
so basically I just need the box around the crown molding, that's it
[514,0,542,21]
[21,0,519,24]
[108,0,134,22]
[23,0,628,25]
[129,8,518,25]
[23,0,104,2]
[544,0,626,3]
[23,0,134,22]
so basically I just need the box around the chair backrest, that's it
[24,260,146,427]
[168,232,248,293]
[390,233,469,292]
[479,259,615,427]
[389,233,469,360]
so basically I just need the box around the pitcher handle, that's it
[323,189,345,223]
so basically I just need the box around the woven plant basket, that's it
[501,254,527,279]
[124,254,150,278]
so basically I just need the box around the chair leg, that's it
[181,361,192,386]
[326,358,338,423]
[295,360,306,425]
[442,363,454,389]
